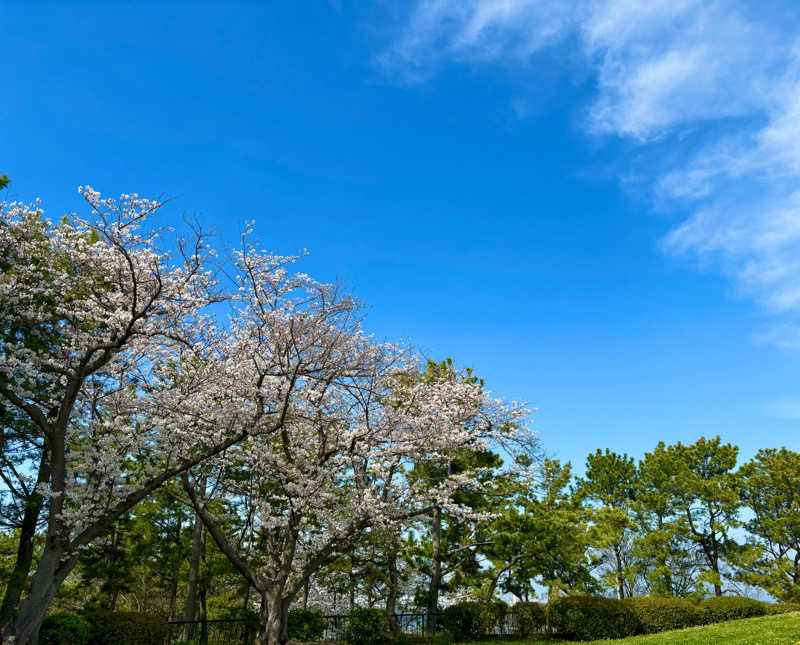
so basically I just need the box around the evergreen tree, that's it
[578,449,637,599]
[672,437,741,596]
[737,447,800,602]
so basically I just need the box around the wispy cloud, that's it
[378,0,800,346]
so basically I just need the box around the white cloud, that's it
[379,0,800,346]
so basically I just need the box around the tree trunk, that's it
[256,592,284,645]
[183,480,206,640]
[8,541,74,645]
[0,451,50,638]
[10,423,68,645]
[427,504,442,635]
[279,597,291,644]
[199,552,208,645]
[386,545,399,635]
[348,574,355,611]
[184,510,204,616]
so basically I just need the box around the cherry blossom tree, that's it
[0,189,374,644]
[180,352,533,645]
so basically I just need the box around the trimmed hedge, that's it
[83,610,168,645]
[343,608,392,645]
[441,602,484,641]
[40,613,91,645]
[548,595,640,641]
[287,608,326,641]
[765,602,800,615]
[623,597,701,633]
[698,596,766,624]
[512,602,546,637]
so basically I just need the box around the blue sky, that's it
[3,1,800,471]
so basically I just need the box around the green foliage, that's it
[40,613,91,645]
[547,595,640,641]
[433,632,454,645]
[0,174,8,190]
[623,596,701,633]
[287,608,327,641]
[578,450,638,599]
[737,448,800,602]
[441,602,485,640]
[763,602,800,615]
[511,601,546,637]
[83,610,168,645]
[698,596,766,624]
[343,608,392,645]
[632,443,697,597]
[674,437,742,596]
[394,633,410,645]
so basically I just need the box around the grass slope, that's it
[466,612,800,645]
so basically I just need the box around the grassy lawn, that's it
[463,612,800,645]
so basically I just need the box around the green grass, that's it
[463,611,800,645]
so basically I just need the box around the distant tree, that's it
[578,449,637,599]
[632,442,699,597]
[737,448,800,602]
[0,175,8,190]
[672,437,741,597]
[487,458,596,604]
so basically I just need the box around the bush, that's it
[83,610,168,645]
[287,608,327,642]
[623,597,701,634]
[434,632,454,645]
[343,608,392,645]
[512,602,546,637]
[40,613,91,645]
[484,599,509,633]
[441,602,484,640]
[765,602,800,615]
[698,596,766,624]
[548,595,640,641]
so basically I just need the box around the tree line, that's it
[0,186,798,644]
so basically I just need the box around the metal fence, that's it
[166,618,259,645]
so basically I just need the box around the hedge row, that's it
[441,595,795,641]
[40,598,796,644]
[40,611,167,645]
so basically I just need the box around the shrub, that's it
[83,610,168,645]
[433,632,454,645]
[548,595,640,641]
[287,608,327,642]
[441,602,484,640]
[512,602,546,637]
[698,596,766,624]
[765,602,800,615]
[40,613,91,645]
[484,599,509,633]
[343,608,392,645]
[623,597,701,633]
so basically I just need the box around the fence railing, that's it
[166,618,259,645]
[167,611,525,644]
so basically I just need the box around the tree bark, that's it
[183,508,204,631]
[386,542,399,635]
[256,592,284,645]
[427,504,442,635]
[8,542,76,645]
[0,451,50,638]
